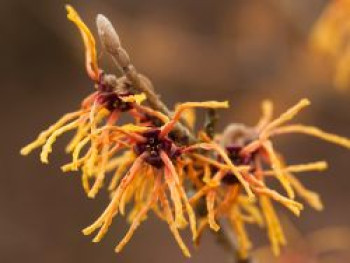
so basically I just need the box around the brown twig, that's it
[96,14,196,144]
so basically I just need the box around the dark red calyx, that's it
[226,145,253,166]
[95,73,134,112]
[134,129,181,168]
[219,144,258,185]
[97,92,133,112]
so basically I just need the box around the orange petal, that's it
[66,5,99,81]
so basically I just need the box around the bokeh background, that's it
[2,0,350,262]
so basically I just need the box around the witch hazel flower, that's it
[188,99,350,258]
[20,5,168,199]
[82,101,228,257]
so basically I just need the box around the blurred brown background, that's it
[1,0,350,262]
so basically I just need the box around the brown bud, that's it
[103,74,118,87]
[117,47,131,68]
[96,14,121,55]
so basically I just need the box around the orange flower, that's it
[188,99,350,257]
[66,5,99,81]
[20,6,165,199]
[82,101,228,257]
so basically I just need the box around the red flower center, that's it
[134,129,181,168]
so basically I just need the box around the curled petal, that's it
[272,124,350,149]
[66,5,99,81]
[20,110,83,156]
[286,173,323,211]
[40,119,80,163]
[206,190,220,232]
[262,140,294,199]
[259,196,286,256]
[256,100,273,131]
[159,186,191,257]
[115,174,161,253]
[263,161,328,175]
[160,101,229,137]
[261,98,310,138]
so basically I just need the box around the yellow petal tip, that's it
[301,98,311,106]
[87,192,96,199]
[20,148,28,156]
[92,237,101,243]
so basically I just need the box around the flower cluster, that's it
[310,0,350,90]
[21,5,350,259]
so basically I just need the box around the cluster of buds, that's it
[21,5,350,260]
